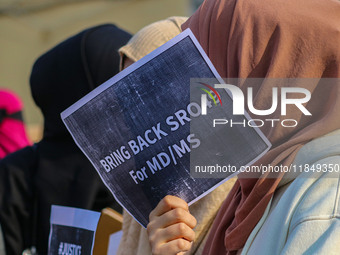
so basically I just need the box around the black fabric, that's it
[30,24,132,140]
[0,109,23,124]
[0,109,6,123]
[0,24,132,255]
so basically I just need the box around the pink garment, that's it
[0,89,30,159]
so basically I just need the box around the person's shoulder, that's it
[0,145,37,170]
[286,129,340,227]
[279,163,340,255]
[290,163,340,232]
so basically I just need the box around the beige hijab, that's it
[119,16,187,68]
[117,16,237,255]
[182,0,340,254]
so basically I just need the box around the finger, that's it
[152,239,192,255]
[150,195,189,220]
[150,223,195,246]
[151,207,197,229]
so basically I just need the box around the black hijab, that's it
[0,24,132,255]
[31,24,131,140]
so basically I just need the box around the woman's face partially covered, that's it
[122,56,135,70]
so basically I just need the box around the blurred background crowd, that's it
[0,0,203,142]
